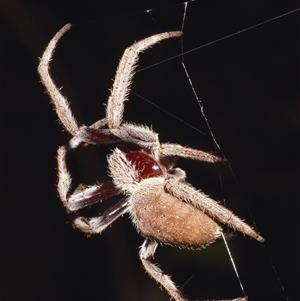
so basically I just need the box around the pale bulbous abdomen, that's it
[129,178,222,249]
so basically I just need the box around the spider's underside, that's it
[38,24,264,301]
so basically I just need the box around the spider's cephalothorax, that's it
[38,24,264,301]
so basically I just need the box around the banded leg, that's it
[57,145,118,211]
[68,118,119,149]
[74,198,129,234]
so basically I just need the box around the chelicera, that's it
[38,24,264,301]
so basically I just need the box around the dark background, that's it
[2,1,299,301]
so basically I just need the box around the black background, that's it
[2,1,299,301]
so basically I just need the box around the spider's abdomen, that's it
[129,178,222,249]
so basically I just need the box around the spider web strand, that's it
[222,233,246,297]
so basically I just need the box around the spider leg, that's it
[140,239,249,301]
[38,24,78,136]
[165,176,264,243]
[110,123,161,157]
[68,123,119,149]
[68,181,117,211]
[57,146,118,211]
[105,31,182,157]
[161,143,226,164]
[38,24,119,148]
[140,239,187,301]
[74,197,129,234]
[106,31,182,130]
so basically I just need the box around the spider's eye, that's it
[126,151,164,179]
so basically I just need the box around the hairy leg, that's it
[140,239,187,301]
[165,176,264,243]
[74,198,129,234]
[106,31,182,130]
[161,143,225,163]
[38,24,78,136]
[140,239,249,301]
[57,146,118,211]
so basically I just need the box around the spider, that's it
[38,24,264,301]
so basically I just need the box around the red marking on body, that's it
[125,151,164,179]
